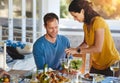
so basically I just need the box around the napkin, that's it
[102,77,120,83]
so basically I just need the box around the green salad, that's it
[70,59,82,70]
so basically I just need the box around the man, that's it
[33,13,70,70]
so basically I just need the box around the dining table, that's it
[8,69,120,83]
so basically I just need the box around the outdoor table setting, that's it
[3,57,83,83]
[2,57,120,83]
[2,69,119,83]
[3,67,120,83]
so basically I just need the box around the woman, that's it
[65,0,120,76]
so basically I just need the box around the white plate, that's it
[81,73,105,81]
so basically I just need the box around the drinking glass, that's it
[110,60,120,77]
[60,58,70,69]
[29,68,39,83]
[60,58,71,75]
[10,74,19,83]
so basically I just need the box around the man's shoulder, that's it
[58,34,68,39]
[34,36,45,45]
[37,36,45,41]
[57,35,69,42]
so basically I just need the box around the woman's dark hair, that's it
[69,0,100,24]
[44,13,59,26]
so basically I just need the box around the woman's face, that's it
[70,9,84,22]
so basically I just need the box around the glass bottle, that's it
[30,68,39,83]
[39,64,50,83]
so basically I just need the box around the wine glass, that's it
[110,60,120,77]
[60,58,68,69]
[60,58,70,75]
[10,74,19,83]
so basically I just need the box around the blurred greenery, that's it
[60,0,120,19]
[60,0,72,18]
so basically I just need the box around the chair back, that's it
[0,42,8,70]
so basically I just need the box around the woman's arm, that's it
[65,28,104,55]
[77,31,87,48]
[79,37,88,49]
[65,36,87,55]
[81,28,104,53]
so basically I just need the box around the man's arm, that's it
[33,44,45,69]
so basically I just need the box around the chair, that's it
[0,41,8,70]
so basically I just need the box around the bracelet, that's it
[77,48,81,53]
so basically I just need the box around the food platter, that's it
[22,69,70,83]
[37,70,70,83]
[81,73,105,82]
[81,73,94,81]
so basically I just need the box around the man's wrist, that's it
[77,48,81,53]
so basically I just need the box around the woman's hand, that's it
[65,48,78,56]
[0,68,9,78]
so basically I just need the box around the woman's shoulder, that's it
[93,16,108,29]
[94,16,105,22]
[93,16,107,25]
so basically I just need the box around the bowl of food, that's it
[70,57,82,70]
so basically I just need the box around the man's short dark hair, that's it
[44,13,59,26]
